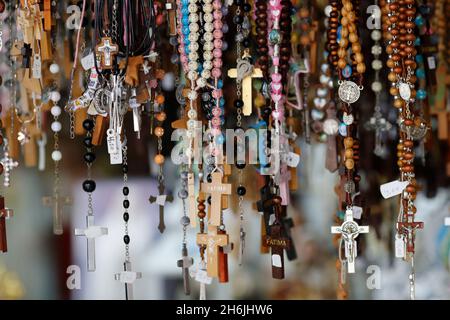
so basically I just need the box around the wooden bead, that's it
[394,98,403,108]
[155,112,167,122]
[156,95,165,104]
[351,43,361,53]
[388,72,397,82]
[154,126,165,137]
[345,148,354,159]
[403,140,413,148]
[354,53,364,63]
[338,59,347,69]
[154,154,165,165]
[403,119,413,126]
[345,159,355,170]
[343,137,354,148]
[349,33,358,43]
[390,87,399,96]
[356,63,366,74]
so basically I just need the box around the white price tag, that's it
[395,234,405,258]
[271,254,282,268]
[380,180,409,199]
[110,150,123,165]
[107,130,119,154]
[352,206,363,219]
[194,269,212,285]
[427,56,436,70]
[32,55,42,79]
[285,152,300,167]
[81,52,95,70]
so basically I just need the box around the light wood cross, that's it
[95,37,118,69]
[196,225,229,278]
[200,172,231,227]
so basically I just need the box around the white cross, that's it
[331,208,369,273]
[1,150,18,187]
[115,261,142,300]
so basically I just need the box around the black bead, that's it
[234,99,244,108]
[262,107,272,117]
[236,162,246,169]
[207,196,211,205]
[84,152,96,163]
[123,199,130,209]
[207,174,212,183]
[83,137,93,148]
[123,187,129,196]
[243,3,251,12]
[123,235,130,244]
[123,212,129,222]
[234,0,244,5]
[233,15,243,25]
[243,37,250,47]
[237,186,246,196]
[82,180,96,193]
[82,119,95,131]
[122,165,128,174]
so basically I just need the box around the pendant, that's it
[338,80,362,104]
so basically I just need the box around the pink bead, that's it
[271,73,282,83]
[271,93,282,103]
[213,59,223,68]
[212,107,222,117]
[213,0,221,9]
[272,57,280,66]
[212,68,222,78]
[212,117,221,127]
[213,39,223,49]
[212,89,223,99]
[213,30,223,39]
[271,82,282,94]
[180,55,188,64]
[271,110,282,120]
[213,10,223,20]
[210,128,221,136]
[213,48,222,58]
[213,20,223,30]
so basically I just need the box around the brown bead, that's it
[394,98,403,108]
[338,59,347,69]
[397,160,404,167]
[387,59,395,68]
[345,148,354,159]
[154,154,165,165]
[343,137,354,148]
[388,72,397,82]
[155,112,167,122]
[390,87,399,96]
[352,43,361,53]
[403,119,413,126]
[403,152,414,161]
[403,140,414,148]
[154,126,164,137]
[356,63,366,74]
[397,143,404,151]
[354,53,364,63]
[345,159,355,170]
[394,66,403,74]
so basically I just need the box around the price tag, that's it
[81,52,95,70]
[285,152,300,167]
[427,56,436,70]
[380,180,409,199]
[110,149,123,165]
[194,269,212,285]
[352,206,363,219]
[107,129,118,154]
[32,55,42,79]
[395,234,405,258]
[271,254,282,267]
[120,271,138,283]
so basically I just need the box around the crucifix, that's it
[397,216,424,254]
[331,208,369,273]
[114,261,142,300]
[177,243,193,295]
[256,184,275,254]
[149,183,174,233]
[263,195,290,279]
[196,225,229,278]
[0,196,13,253]
[227,59,263,116]
[95,37,118,69]
[42,193,73,235]
[74,215,108,272]
[1,148,19,187]
[200,172,231,227]
[21,43,32,68]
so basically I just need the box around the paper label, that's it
[285,152,300,167]
[32,55,42,79]
[444,217,450,226]
[380,180,409,199]
[156,195,167,206]
[195,269,212,285]
[352,206,363,219]
[110,150,123,165]
[271,254,282,268]
[427,56,436,70]
[84,226,108,238]
[107,131,119,154]
[395,234,405,258]
[119,271,138,283]
[81,52,95,70]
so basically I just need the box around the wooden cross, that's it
[42,193,73,235]
[281,207,297,261]
[165,0,177,36]
[114,261,142,300]
[200,172,231,227]
[256,184,275,254]
[196,225,229,278]
[0,196,13,253]
[149,183,174,233]
[332,208,369,273]
[227,61,263,116]
[95,37,118,69]
[218,231,233,283]
[397,217,424,254]
[120,55,144,86]
[1,149,19,188]
[74,215,108,272]
[177,243,193,295]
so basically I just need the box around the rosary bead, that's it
[237,186,246,196]
[51,150,62,162]
[82,180,96,193]
[180,216,191,226]
[84,152,96,163]
[122,165,129,174]
[51,121,62,133]
[82,119,95,132]
[234,99,244,109]
[51,106,62,117]
[123,212,129,222]
[235,162,246,169]
[123,200,130,209]
[154,154,165,165]
[123,187,129,196]
[123,235,130,244]
[243,3,251,12]
[178,189,188,199]
[83,137,93,148]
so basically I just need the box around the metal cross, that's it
[74,215,108,272]
[114,261,142,300]
[1,149,18,187]
[43,193,73,235]
[149,183,174,233]
[331,208,369,273]
[177,243,193,295]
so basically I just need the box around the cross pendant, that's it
[149,182,174,233]
[196,225,229,278]
[200,172,231,227]
[74,215,108,271]
[177,244,193,295]
[1,149,19,188]
[42,193,73,235]
[114,261,142,300]
[95,37,119,69]
[331,208,369,273]
[0,196,13,253]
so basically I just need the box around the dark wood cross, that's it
[280,206,297,261]
[21,43,32,68]
[149,183,174,233]
[95,37,119,69]
[42,193,73,235]
[0,196,13,253]
[256,184,275,254]
[165,0,177,36]
[177,243,193,295]
[218,229,233,283]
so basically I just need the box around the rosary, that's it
[0,0,448,301]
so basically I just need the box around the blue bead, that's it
[182,8,189,15]
[415,54,423,64]
[417,89,427,100]
[219,98,225,107]
[342,65,352,78]
[217,79,223,89]
[416,68,425,79]
[415,38,421,46]
[415,15,424,27]
[338,123,347,136]
[337,26,342,42]
[215,134,225,145]
[182,17,189,25]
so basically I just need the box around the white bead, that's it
[188,61,198,71]
[196,78,207,88]
[371,81,382,92]
[51,105,62,116]
[201,69,211,80]
[51,121,62,132]
[321,63,329,73]
[371,30,381,41]
[371,45,382,55]
[187,71,197,80]
[49,63,60,74]
[372,59,382,70]
[50,91,61,102]
[324,5,332,17]
[203,60,213,70]
[204,22,214,32]
[203,32,213,42]
[204,13,213,23]
[51,150,62,161]
[320,74,330,84]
